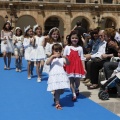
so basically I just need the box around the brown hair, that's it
[52,43,62,54]
[104,28,116,40]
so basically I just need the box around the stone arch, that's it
[0,16,5,32]
[101,14,117,29]
[16,15,37,33]
[71,16,90,31]
[104,17,116,29]
[44,15,64,37]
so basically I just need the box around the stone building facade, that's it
[0,0,120,38]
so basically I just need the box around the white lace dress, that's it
[1,30,14,53]
[30,36,46,61]
[47,58,70,91]
[43,42,62,73]
[23,38,32,61]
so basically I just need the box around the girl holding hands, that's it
[63,30,86,101]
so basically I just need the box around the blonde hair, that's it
[104,28,116,38]
[48,27,61,44]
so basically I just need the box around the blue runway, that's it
[0,58,120,120]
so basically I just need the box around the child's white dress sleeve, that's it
[23,38,30,49]
[78,46,86,61]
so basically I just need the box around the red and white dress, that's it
[63,45,85,78]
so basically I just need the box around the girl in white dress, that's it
[30,25,46,82]
[44,27,62,73]
[23,25,34,79]
[46,44,70,110]
[13,27,24,72]
[45,27,62,57]
[1,21,14,70]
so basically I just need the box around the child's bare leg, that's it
[27,61,31,79]
[36,61,40,78]
[54,90,62,109]
[3,52,7,69]
[70,77,76,101]
[40,60,44,75]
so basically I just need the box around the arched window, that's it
[76,0,86,3]
[103,0,112,4]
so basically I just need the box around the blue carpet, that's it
[0,58,120,120]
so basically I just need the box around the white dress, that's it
[45,42,62,56]
[23,37,32,61]
[43,42,62,73]
[1,30,14,53]
[30,36,46,61]
[47,58,70,91]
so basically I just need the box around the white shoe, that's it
[101,80,107,85]
[19,69,21,72]
[16,68,19,72]
[37,78,41,82]
[28,77,31,80]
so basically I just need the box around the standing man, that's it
[72,20,87,38]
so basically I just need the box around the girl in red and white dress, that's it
[63,30,86,101]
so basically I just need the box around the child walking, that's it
[63,30,86,101]
[13,27,24,72]
[45,27,62,57]
[23,25,34,79]
[1,21,14,70]
[44,27,63,73]
[30,25,46,82]
[46,44,70,110]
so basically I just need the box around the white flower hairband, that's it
[48,27,59,35]
[6,20,11,25]
[15,27,21,31]
[24,25,31,33]
[33,24,39,32]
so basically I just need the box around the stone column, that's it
[64,12,71,42]
[86,0,89,3]
[113,0,117,4]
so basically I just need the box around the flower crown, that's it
[48,27,59,35]
[15,27,21,31]
[6,20,11,25]
[33,24,39,32]
[24,25,31,33]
